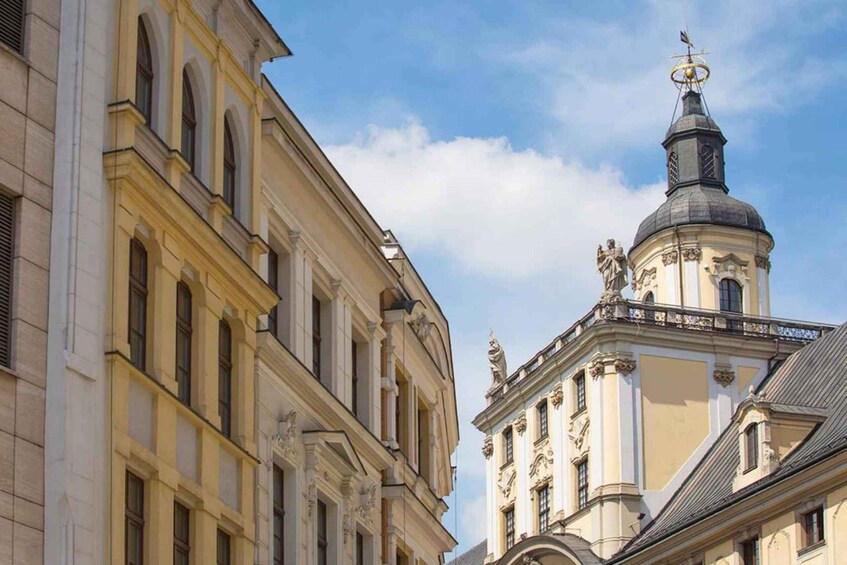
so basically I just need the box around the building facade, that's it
[19,0,461,564]
[456,57,842,565]
[0,0,61,559]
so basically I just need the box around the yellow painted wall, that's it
[761,510,795,565]
[737,366,760,394]
[771,422,811,461]
[704,538,734,565]
[640,355,709,491]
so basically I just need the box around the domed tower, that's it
[629,48,773,316]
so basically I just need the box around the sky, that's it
[255,0,847,558]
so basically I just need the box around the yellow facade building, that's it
[454,53,843,565]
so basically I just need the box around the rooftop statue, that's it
[597,239,628,302]
[488,330,507,389]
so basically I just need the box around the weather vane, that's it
[670,30,710,91]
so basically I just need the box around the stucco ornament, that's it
[661,250,679,265]
[529,447,554,479]
[707,254,749,280]
[589,360,605,379]
[482,436,493,459]
[632,267,657,292]
[488,330,508,390]
[549,383,564,409]
[357,483,378,524]
[305,480,317,518]
[614,357,637,376]
[514,412,527,435]
[498,467,517,501]
[755,254,771,272]
[272,410,299,460]
[713,368,736,387]
[342,506,354,544]
[523,556,541,565]
[682,247,702,262]
[597,239,628,301]
[410,312,432,340]
[568,412,590,461]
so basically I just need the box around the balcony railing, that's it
[486,300,834,404]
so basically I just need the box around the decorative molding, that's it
[661,250,679,265]
[514,412,527,435]
[755,254,771,272]
[682,247,702,262]
[272,410,299,461]
[550,383,563,409]
[482,436,493,459]
[305,480,317,518]
[713,368,736,387]
[410,312,432,340]
[589,360,605,379]
[356,484,377,525]
[342,506,354,544]
[707,254,749,280]
[614,357,637,376]
[529,447,554,481]
[498,467,517,501]
[632,267,657,292]
[568,412,590,462]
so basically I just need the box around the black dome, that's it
[632,184,769,249]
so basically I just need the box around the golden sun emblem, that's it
[671,30,710,91]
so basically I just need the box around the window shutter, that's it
[0,0,26,54]
[0,194,13,367]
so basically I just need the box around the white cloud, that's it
[326,120,664,280]
[501,0,847,154]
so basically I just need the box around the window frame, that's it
[316,500,328,565]
[272,464,285,565]
[503,426,514,465]
[719,278,743,314]
[223,118,237,213]
[575,372,586,414]
[351,340,359,417]
[267,249,279,338]
[355,531,364,565]
[504,507,515,550]
[801,506,825,549]
[576,458,589,511]
[537,483,550,532]
[744,423,758,472]
[129,238,148,371]
[218,319,233,437]
[537,399,548,439]
[125,471,145,565]
[0,194,14,368]
[740,536,759,565]
[312,296,322,379]
[173,501,190,565]
[216,529,231,565]
[176,281,192,405]
[136,18,154,124]
[181,69,197,172]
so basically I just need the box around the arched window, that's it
[700,143,716,179]
[223,118,236,212]
[642,291,655,303]
[128,238,148,370]
[719,278,743,314]
[744,423,758,471]
[218,319,232,437]
[667,151,679,188]
[181,70,197,172]
[136,19,154,124]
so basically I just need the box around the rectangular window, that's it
[575,372,586,413]
[504,507,515,550]
[0,194,13,368]
[218,320,232,437]
[273,465,285,565]
[317,500,328,565]
[351,340,359,417]
[125,471,144,565]
[503,427,513,464]
[0,0,25,54]
[741,536,759,565]
[312,296,322,379]
[355,532,364,565]
[216,529,231,565]
[538,400,548,439]
[577,459,589,510]
[176,282,192,405]
[745,424,758,472]
[537,484,550,532]
[129,238,148,371]
[173,502,190,565]
[268,249,279,337]
[802,506,825,547]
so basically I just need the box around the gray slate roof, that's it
[632,184,769,249]
[447,540,487,565]
[615,322,847,559]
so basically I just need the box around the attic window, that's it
[744,424,758,472]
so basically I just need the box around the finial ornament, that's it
[488,330,507,390]
[671,30,710,91]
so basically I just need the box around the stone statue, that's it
[488,330,507,389]
[597,239,628,301]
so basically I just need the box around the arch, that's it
[137,6,168,134]
[498,534,601,565]
[223,116,237,213]
[642,291,654,303]
[223,103,250,225]
[135,17,154,124]
[719,278,743,314]
[180,58,212,183]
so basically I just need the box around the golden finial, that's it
[670,30,710,91]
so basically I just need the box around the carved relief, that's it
[661,250,679,265]
[549,383,563,409]
[514,412,527,435]
[682,247,702,262]
[568,412,590,462]
[356,484,377,525]
[305,480,318,518]
[342,506,354,544]
[632,267,657,292]
[713,369,736,387]
[614,357,637,376]
[589,361,605,380]
[707,254,749,279]
[410,313,432,340]
[529,447,554,484]
[482,436,493,459]
[755,254,771,272]
[498,467,517,502]
[272,410,299,461]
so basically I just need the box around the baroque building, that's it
[0,0,462,563]
[454,49,843,565]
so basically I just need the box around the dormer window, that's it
[744,423,758,472]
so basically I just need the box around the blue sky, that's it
[256,0,847,558]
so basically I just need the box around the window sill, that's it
[571,408,587,420]
[742,464,758,475]
[798,540,825,557]
[533,434,549,447]
[500,460,514,472]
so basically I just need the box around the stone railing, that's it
[486,301,834,404]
